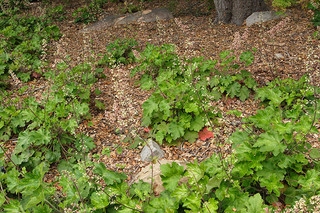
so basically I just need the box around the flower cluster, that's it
[231,28,249,50]
[267,17,289,36]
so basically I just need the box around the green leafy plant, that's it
[1,162,56,211]
[0,61,105,171]
[72,0,109,23]
[308,0,320,26]
[121,1,141,14]
[98,38,138,67]
[131,44,256,143]
[229,76,320,207]
[0,12,61,83]
[46,4,66,21]
[141,76,319,212]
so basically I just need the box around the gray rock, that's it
[140,139,165,162]
[83,8,173,31]
[275,53,284,59]
[246,11,283,26]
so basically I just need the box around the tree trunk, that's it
[214,0,268,25]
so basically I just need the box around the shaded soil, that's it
[6,0,320,182]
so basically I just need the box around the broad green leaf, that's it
[160,162,185,192]
[276,154,294,169]
[239,51,254,66]
[298,169,320,190]
[256,87,284,106]
[143,191,178,212]
[244,77,257,89]
[3,199,23,212]
[202,198,218,213]
[155,130,165,143]
[142,98,158,117]
[91,191,109,209]
[31,128,51,146]
[182,193,201,211]
[31,204,52,213]
[22,187,46,209]
[185,161,204,185]
[172,184,189,200]
[227,82,241,98]
[247,106,280,130]
[253,132,286,156]
[206,177,223,191]
[183,131,198,143]
[179,113,192,129]
[130,180,151,200]
[190,116,204,132]
[184,102,199,115]
[60,118,78,134]
[310,148,320,159]
[230,131,250,147]
[0,120,4,129]
[244,194,266,213]
[6,168,20,193]
[11,112,26,128]
[11,149,35,165]
[141,116,151,126]
[155,122,169,143]
[168,122,184,140]
[256,161,286,196]
[94,163,127,185]
[259,173,284,196]
[140,74,154,90]
[0,191,5,207]
[238,86,250,101]
[159,100,171,120]
[18,163,48,195]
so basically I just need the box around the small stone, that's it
[275,53,284,59]
[140,139,165,162]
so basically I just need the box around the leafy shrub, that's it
[73,0,109,23]
[140,76,319,212]
[46,4,66,21]
[0,0,28,14]
[0,61,104,170]
[308,0,320,26]
[131,44,256,143]
[228,76,320,208]
[98,38,138,67]
[0,12,61,82]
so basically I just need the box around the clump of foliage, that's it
[131,44,256,143]
[0,9,61,83]
[0,61,103,170]
[121,1,141,14]
[98,38,138,67]
[308,0,320,26]
[46,4,66,22]
[72,0,109,23]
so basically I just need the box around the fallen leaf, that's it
[198,127,214,141]
[144,127,151,133]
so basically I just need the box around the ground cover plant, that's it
[131,44,257,143]
[1,0,320,212]
[0,7,61,84]
[1,35,320,211]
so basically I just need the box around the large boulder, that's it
[246,11,284,26]
[83,8,173,31]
